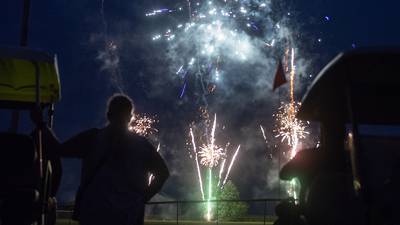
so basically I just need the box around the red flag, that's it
[272,60,287,91]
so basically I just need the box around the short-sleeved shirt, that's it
[72,126,160,225]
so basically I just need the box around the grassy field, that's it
[56,219,275,225]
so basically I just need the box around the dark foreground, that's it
[56,219,275,225]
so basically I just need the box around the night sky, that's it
[1,0,400,203]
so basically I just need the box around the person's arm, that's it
[43,127,98,158]
[144,141,170,202]
[60,129,98,158]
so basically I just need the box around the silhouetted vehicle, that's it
[0,47,61,225]
[275,48,400,225]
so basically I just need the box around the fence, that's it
[57,198,282,225]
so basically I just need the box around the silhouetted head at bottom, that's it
[106,93,134,129]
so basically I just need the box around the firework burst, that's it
[146,0,283,100]
[274,102,309,148]
[129,114,158,136]
[198,114,225,167]
[146,0,305,216]
[199,144,224,167]
[270,48,309,199]
[128,113,160,185]
[189,113,241,221]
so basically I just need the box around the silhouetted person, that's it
[273,198,305,225]
[45,94,169,225]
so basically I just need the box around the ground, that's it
[56,219,275,225]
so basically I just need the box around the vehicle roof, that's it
[297,48,400,124]
[0,46,61,109]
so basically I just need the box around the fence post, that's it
[176,201,179,225]
[216,199,219,225]
[263,200,267,225]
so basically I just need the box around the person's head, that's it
[106,94,134,127]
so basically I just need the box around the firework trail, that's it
[217,159,226,187]
[207,168,213,221]
[190,127,205,200]
[98,0,124,93]
[222,145,241,186]
[288,48,302,159]
[273,48,308,148]
[260,125,267,142]
[273,48,309,199]
[290,48,296,105]
[260,125,274,159]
